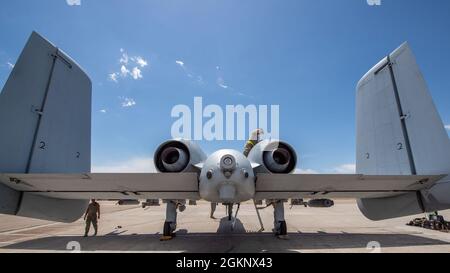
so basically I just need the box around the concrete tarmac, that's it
[0,200,449,253]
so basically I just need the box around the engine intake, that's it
[263,148,291,173]
[161,147,189,172]
[262,142,297,174]
[155,141,191,173]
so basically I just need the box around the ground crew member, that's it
[243,128,264,157]
[84,199,100,237]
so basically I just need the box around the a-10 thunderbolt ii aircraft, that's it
[0,32,449,239]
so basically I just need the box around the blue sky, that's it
[0,0,449,173]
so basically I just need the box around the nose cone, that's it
[199,149,255,203]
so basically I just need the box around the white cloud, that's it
[92,157,156,173]
[109,73,119,83]
[121,97,136,108]
[99,109,107,113]
[7,62,14,69]
[120,65,130,77]
[109,49,148,82]
[119,51,129,65]
[131,67,142,80]
[175,60,206,86]
[445,125,450,131]
[215,69,252,98]
[236,92,255,99]
[295,168,320,174]
[66,0,81,6]
[333,164,356,174]
[175,60,185,67]
[134,56,148,68]
[217,77,229,89]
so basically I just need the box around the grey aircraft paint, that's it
[0,32,449,226]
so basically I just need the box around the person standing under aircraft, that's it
[84,199,100,237]
[243,128,264,157]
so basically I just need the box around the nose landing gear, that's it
[226,203,241,231]
[227,204,233,221]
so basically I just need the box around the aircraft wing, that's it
[255,174,446,199]
[0,173,200,200]
[0,173,445,201]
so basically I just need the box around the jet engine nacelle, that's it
[248,140,297,174]
[154,140,207,173]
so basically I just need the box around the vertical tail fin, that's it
[356,42,450,220]
[0,32,91,222]
[0,31,91,173]
[356,42,450,176]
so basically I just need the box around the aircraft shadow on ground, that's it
[2,217,449,253]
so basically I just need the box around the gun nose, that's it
[221,154,236,178]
